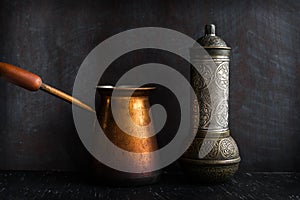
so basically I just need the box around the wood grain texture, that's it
[0,171,299,200]
[0,0,299,171]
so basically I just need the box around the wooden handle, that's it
[0,62,95,112]
[40,83,95,113]
[0,62,42,91]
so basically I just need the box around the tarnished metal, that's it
[191,24,230,131]
[180,24,241,183]
[90,86,161,185]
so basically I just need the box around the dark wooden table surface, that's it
[0,171,299,200]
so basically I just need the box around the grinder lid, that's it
[197,24,230,49]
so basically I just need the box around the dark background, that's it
[0,0,299,172]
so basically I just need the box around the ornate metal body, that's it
[180,24,241,182]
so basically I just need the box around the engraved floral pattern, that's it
[198,35,227,47]
[192,60,229,131]
[220,138,235,159]
[215,100,229,128]
[183,137,239,160]
[198,140,219,159]
[199,64,213,89]
[199,101,212,127]
[215,62,229,90]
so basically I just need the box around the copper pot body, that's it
[89,86,160,186]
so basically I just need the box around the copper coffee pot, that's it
[0,62,160,185]
[92,86,160,185]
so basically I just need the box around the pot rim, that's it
[96,85,156,91]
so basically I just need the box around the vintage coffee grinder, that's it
[180,24,241,182]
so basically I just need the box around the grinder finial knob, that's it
[205,24,216,36]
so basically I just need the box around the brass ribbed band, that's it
[196,129,230,138]
[180,157,241,166]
